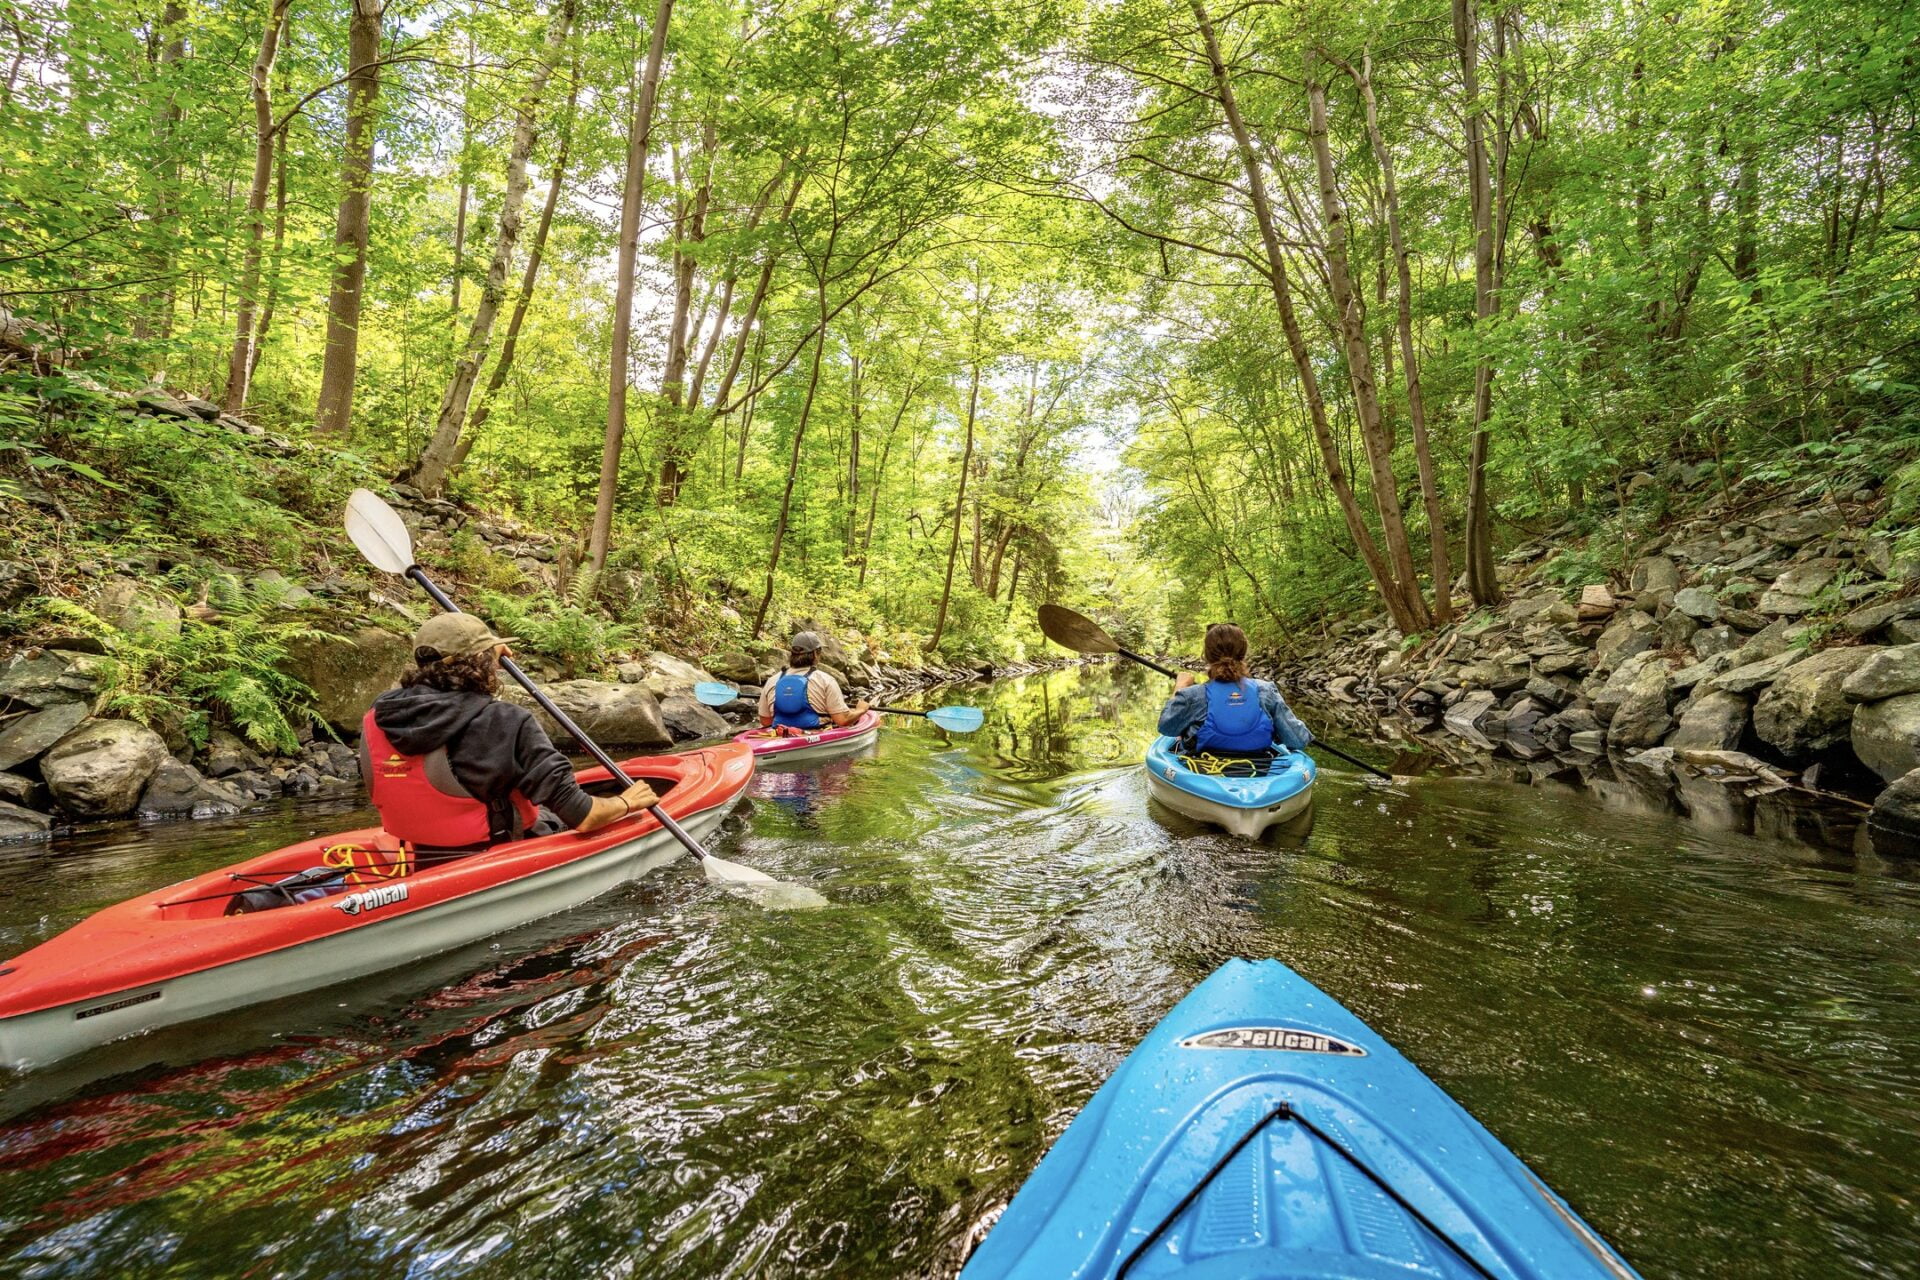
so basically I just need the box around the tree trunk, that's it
[857,375,919,586]
[587,0,673,578]
[1305,69,1430,629]
[250,48,292,386]
[137,0,186,358]
[451,22,474,329]
[735,323,765,482]
[708,170,804,416]
[450,60,580,473]
[845,348,863,554]
[658,120,716,506]
[313,0,383,436]
[411,0,573,497]
[930,357,982,653]
[1454,0,1501,605]
[750,316,827,637]
[1188,0,1423,634]
[220,0,292,413]
[1342,51,1453,623]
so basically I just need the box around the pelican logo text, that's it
[381,753,408,778]
[335,883,409,916]
[1181,1026,1367,1056]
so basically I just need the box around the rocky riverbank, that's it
[1264,479,1920,855]
[0,611,1055,846]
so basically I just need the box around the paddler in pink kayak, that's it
[757,631,871,733]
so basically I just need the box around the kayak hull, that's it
[0,743,754,1071]
[1144,737,1316,839]
[733,710,881,763]
[962,959,1640,1280]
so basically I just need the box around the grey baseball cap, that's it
[789,630,824,653]
[414,613,515,657]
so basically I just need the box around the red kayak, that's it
[0,741,755,1071]
[733,710,882,762]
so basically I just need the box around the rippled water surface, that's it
[2,664,1918,1279]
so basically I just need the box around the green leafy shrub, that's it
[478,592,639,678]
[6,591,327,753]
[1543,547,1609,588]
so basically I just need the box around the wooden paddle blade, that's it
[344,488,415,574]
[694,681,739,707]
[925,706,984,733]
[1037,603,1119,655]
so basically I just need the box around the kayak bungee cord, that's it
[1112,1100,1501,1280]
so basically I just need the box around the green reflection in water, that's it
[1,663,1917,1279]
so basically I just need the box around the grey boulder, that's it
[139,758,247,818]
[0,799,52,843]
[659,693,732,742]
[0,700,89,771]
[1752,646,1882,758]
[503,680,672,749]
[1669,689,1750,751]
[41,719,169,818]
[1841,644,1920,702]
[1852,694,1920,783]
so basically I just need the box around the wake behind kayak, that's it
[963,958,1639,1279]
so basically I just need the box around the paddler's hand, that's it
[854,699,871,715]
[576,780,661,833]
[1174,671,1197,691]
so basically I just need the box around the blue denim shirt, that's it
[1157,679,1312,751]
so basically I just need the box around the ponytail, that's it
[1203,623,1250,683]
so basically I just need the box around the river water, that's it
[1,664,1916,1279]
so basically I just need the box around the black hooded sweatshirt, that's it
[369,686,595,840]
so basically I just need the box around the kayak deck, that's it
[734,709,881,761]
[0,742,755,1070]
[964,959,1639,1280]
[1144,737,1316,838]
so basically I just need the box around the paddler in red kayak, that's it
[757,630,870,732]
[362,613,660,859]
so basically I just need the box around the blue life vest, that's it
[1193,678,1274,753]
[771,670,822,729]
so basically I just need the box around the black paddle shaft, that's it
[404,566,710,854]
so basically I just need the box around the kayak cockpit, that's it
[152,767,690,921]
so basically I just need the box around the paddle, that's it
[1036,603,1394,782]
[345,488,823,905]
[692,680,984,733]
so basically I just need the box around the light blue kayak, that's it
[1144,737,1317,838]
[963,959,1640,1280]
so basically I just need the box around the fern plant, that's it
[83,585,332,754]
[478,591,638,678]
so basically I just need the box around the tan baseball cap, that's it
[413,613,515,657]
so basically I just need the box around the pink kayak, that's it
[733,710,881,762]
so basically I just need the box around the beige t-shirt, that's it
[757,668,850,722]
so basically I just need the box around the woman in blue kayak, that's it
[1159,623,1311,757]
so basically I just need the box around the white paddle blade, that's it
[702,853,829,909]
[345,488,415,574]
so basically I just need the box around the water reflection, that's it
[1,663,1917,1279]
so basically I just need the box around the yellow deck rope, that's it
[1175,752,1276,778]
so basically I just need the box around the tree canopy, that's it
[4,0,1915,661]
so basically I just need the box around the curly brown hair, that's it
[1204,623,1251,683]
[399,648,501,695]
